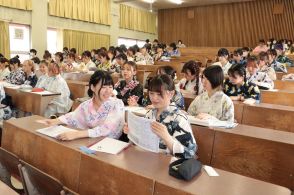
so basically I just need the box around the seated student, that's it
[0,85,12,121]
[54,52,66,70]
[65,53,78,71]
[231,48,246,66]
[224,64,260,102]
[275,44,294,67]
[29,49,37,59]
[5,56,25,85]
[82,50,96,70]
[154,44,170,61]
[177,40,186,48]
[111,53,127,73]
[107,49,117,67]
[246,56,274,90]
[124,74,197,159]
[258,52,276,81]
[213,48,232,76]
[127,47,136,62]
[242,47,251,59]
[22,60,38,87]
[188,65,234,123]
[40,70,125,140]
[0,58,10,80]
[177,60,203,95]
[43,62,73,118]
[35,60,49,88]
[168,42,181,57]
[133,66,185,109]
[267,49,287,73]
[136,45,154,65]
[252,39,269,54]
[97,51,111,71]
[114,61,143,106]
[43,50,52,64]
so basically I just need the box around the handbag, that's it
[169,158,202,181]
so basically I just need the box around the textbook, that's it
[36,125,77,138]
[88,137,130,154]
[187,115,238,128]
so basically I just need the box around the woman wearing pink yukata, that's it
[40,70,125,141]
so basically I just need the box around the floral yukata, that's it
[59,97,125,138]
[145,103,197,159]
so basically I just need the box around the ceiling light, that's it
[169,0,183,4]
[143,0,155,3]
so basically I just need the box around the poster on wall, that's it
[14,28,24,40]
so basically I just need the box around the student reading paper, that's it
[38,70,125,141]
[188,65,234,123]
[124,75,197,159]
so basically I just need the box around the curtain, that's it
[120,4,157,34]
[49,0,110,25]
[0,0,32,10]
[63,29,110,55]
[0,21,10,58]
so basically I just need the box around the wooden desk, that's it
[79,144,291,195]
[2,116,291,195]
[2,115,100,191]
[261,90,294,106]
[4,87,60,116]
[211,124,294,190]
[241,103,294,133]
[66,80,89,100]
[274,80,294,90]
[62,72,92,82]
[0,180,18,195]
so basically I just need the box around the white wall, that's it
[0,0,158,57]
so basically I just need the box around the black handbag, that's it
[169,158,202,181]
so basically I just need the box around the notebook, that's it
[89,137,130,154]
[36,125,77,138]
[187,115,238,128]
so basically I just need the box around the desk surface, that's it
[4,87,60,116]
[2,116,292,195]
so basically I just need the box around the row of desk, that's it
[1,115,293,194]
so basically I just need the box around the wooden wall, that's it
[158,0,294,47]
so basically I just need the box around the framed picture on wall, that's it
[14,28,24,40]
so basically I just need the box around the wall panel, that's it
[158,0,294,47]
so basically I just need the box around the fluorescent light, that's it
[169,0,183,4]
[143,0,155,3]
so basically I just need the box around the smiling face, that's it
[91,81,113,102]
[39,62,48,75]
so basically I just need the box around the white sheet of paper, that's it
[203,165,219,176]
[127,111,159,153]
[36,125,77,138]
[89,137,130,154]
[187,115,238,128]
[31,91,55,95]
[125,106,148,116]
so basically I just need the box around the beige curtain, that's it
[63,29,110,55]
[0,0,32,10]
[120,4,157,34]
[0,21,10,58]
[49,0,110,25]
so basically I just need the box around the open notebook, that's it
[88,137,130,154]
[36,125,77,138]
[187,115,238,128]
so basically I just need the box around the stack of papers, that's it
[36,125,77,138]
[31,91,55,95]
[88,137,130,154]
[187,115,238,128]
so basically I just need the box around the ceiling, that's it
[114,0,256,10]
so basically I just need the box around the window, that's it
[118,37,146,48]
[9,23,30,62]
[47,28,58,54]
